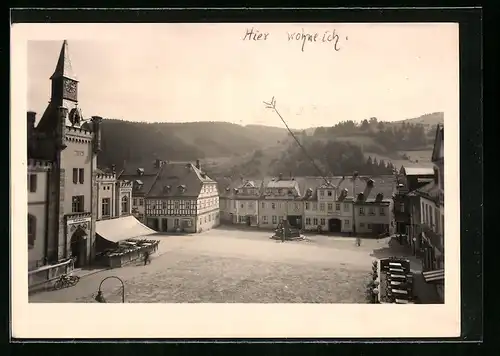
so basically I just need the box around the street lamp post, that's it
[95,276,125,303]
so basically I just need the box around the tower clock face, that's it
[63,79,78,101]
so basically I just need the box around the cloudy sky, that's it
[27,23,458,129]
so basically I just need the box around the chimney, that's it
[111,164,116,174]
[195,159,201,170]
[155,159,162,168]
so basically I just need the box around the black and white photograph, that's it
[12,20,462,339]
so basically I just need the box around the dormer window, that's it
[288,190,294,195]
[367,179,374,188]
[357,192,365,202]
[375,193,384,202]
[234,188,239,194]
[163,185,171,193]
[137,168,144,176]
[178,185,186,193]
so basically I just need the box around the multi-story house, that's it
[231,179,264,226]
[27,40,102,269]
[303,177,347,232]
[393,165,436,236]
[259,174,302,229]
[144,160,220,233]
[117,160,162,223]
[408,124,444,300]
[27,159,52,271]
[344,176,396,235]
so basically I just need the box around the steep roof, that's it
[147,162,214,198]
[337,175,396,203]
[50,40,78,81]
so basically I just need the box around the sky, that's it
[27,23,459,130]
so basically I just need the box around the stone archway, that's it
[70,227,87,268]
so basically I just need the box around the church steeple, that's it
[50,40,77,81]
[50,40,79,104]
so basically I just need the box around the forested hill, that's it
[97,119,289,168]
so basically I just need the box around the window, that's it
[121,196,129,214]
[209,214,212,221]
[233,201,236,209]
[28,174,37,193]
[320,218,326,225]
[133,198,137,206]
[344,203,349,212]
[305,203,310,210]
[313,203,318,210]
[262,202,265,209]
[294,203,299,211]
[306,218,311,225]
[174,218,180,227]
[139,198,144,206]
[263,215,268,222]
[102,198,111,217]
[336,203,341,211]
[272,215,277,224]
[79,168,85,184]
[379,207,385,216]
[399,203,405,212]
[368,224,372,229]
[344,219,350,226]
[249,202,254,208]
[320,203,325,211]
[313,218,318,225]
[319,190,324,196]
[241,203,244,208]
[186,201,191,210]
[359,207,365,215]
[360,223,365,228]
[369,207,375,215]
[327,190,332,196]
[204,216,207,223]
[327,203,333,211]
[162,201,167,209]
[28,214,36,248]
[174,201,180,210]
[272,203,276,210]
[72,195,84,213]
[73,168,78,184]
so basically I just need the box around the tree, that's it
[369,117,378,126]
[314,127,326,136]
[360,119,370,131]
[377,121,385,131]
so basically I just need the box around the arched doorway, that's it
[328,218,342,233]
[70,227,87,268]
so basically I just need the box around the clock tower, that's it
[50,40,79,107]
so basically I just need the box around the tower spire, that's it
[50,40,77,81]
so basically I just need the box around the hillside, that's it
[98,119,289,168]
[98,112,442,177]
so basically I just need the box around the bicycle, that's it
[53,274,80,290]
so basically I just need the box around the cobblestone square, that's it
[30,228,396,303]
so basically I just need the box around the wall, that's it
[28,204,47,270]
[60,134,93,214]
[131,195,145,222]
[97,179,115,220]
[235,199,259,222]
[28,166,49,268]
[354,203,391,234]
[197,210,220,232]
[259,200,288,228]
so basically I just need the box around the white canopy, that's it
[96,215,156,243]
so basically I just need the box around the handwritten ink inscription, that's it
[288,29,346,52]
[242,27,270,41]
[242,27,348,52]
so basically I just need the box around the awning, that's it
[422,269,445,283]
[96,215,156,244]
